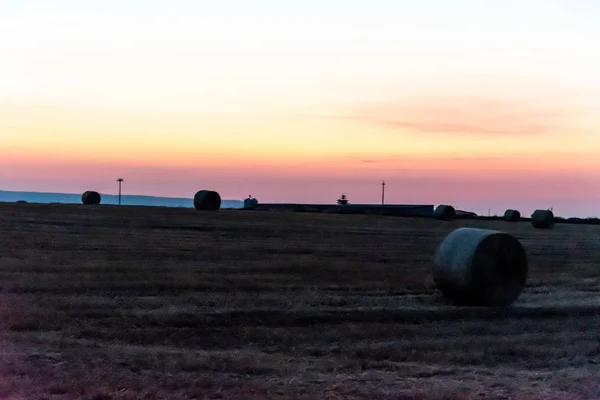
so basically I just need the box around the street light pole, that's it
[381,180,386,206]
[117,178,124,206]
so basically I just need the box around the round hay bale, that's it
[194,190,221,211]
[243,197,258,210]
[82,191,101,205]
[503,209,521,222]
[433,227,528,307]
[531,209,554,229]
[434,205,455,220]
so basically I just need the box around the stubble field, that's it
[0,203,598,399]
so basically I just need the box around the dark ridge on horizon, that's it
[0,190,244,208]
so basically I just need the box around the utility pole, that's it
[117,178,124,206]
[381,180,386,206]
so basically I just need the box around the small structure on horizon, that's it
[337,194,349,205]
[244,195,259,209]
[116,178,124,206]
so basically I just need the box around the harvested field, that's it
[0,203,598,399]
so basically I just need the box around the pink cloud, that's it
[302,94,584,136]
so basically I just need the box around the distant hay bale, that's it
[503,209,521,222]
[433,205,455,220]
[243,197,258,210]
[81,191,101,205]
[194,190,221,211]
[433,227,528,307]
[531,209,554,229]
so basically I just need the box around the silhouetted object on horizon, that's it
[337,194,349,205]
[434,204,455,221]
[381,180,385,206]
[456,209,478,218]
[503,209,521,222]
[194,190,221,211]
[251,202,434,216]
[117,178,124,206]
[433,227,528,307]
[531,209,554,229]
[82,191,101,205]
[244,195,258,209]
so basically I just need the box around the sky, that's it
[1,0,600,217]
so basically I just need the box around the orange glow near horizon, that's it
[4,101,600,165]
[3,102,600,187]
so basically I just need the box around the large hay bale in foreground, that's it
[82,191,101,205]
[531,209,554,229]
[433,227,528,307]
[503,209,521,222]
[194,190,221,211]
[433,205,455,220]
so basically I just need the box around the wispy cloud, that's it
[303,94,582,136]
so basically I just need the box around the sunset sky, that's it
[1,0,600,216]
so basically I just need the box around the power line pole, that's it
[381,180,386,206]
[117,178,124,206]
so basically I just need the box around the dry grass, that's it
[0,203,598,399]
